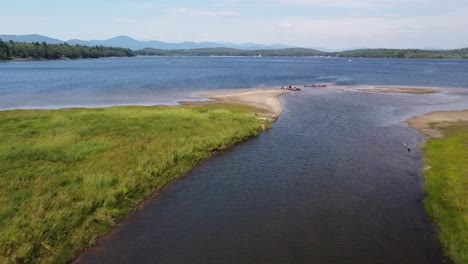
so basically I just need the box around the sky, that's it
[1,0,468,49]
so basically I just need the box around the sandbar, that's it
[360,87,439,94]
[337,85,442,94]
[406,110,468,138]
[199,89,291,120]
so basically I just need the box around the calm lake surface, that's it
[2,57,468,263]
[1,57,467,109]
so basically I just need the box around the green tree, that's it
[0,38,11,60]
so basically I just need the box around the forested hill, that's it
[1,38,467,60]
[135,47,468,59]
[135,47,327,57]
[337,48,468,59]
[0,39,134,60]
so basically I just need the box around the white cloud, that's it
[142,4,468,49]
[277,22,294,30]
[164,8,240,17]
[219,0,467,10]
[264,6,468,48]
[218,0,392,8]
[274,0,388,8]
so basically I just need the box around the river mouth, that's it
[74,89,467,264]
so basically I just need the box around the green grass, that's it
[0,104,267,263]
[423,121,468,264]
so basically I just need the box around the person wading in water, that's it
[404,142,411,152]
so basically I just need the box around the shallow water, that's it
[76,89,467,264]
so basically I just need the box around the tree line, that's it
[337,48,468,59]
[135,47,468,59]
[135,47,327,57]
[1,39,467,60]
[0,39,134,60]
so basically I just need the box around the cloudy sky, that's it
[1,0,467,49]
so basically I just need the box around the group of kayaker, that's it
[281,83,328,91]
[281,85,302,91]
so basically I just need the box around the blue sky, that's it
[1,0,467,49]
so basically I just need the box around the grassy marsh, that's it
[423,121,468,264]
[0,104,267,263]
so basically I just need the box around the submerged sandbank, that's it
[333,85,446,94]
[359,87,439,94]
[407,110,468,138]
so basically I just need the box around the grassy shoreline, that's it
[422,121,468,264]
[0,103,270,263]
[408,111,468,264]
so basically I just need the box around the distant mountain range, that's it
[0,34,295,50]
[0,34,64,45]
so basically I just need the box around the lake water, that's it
[1,57,467,110]
[2,57,468,263]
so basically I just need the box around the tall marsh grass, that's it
[0,105,266,263]
[424,121,468,264]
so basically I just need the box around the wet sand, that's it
[359,87,439,94]
[201,89,291,120]
[406,110,468,138]
[332,85,444,94]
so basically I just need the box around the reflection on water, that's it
[76,90,467,264]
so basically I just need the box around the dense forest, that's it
[1,39,468,60]
[135,47,468,59]
[135,47,327,57]
[337,48,468,59]
[0,39,134,60]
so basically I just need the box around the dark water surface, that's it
[2,57,468,263]
[76,90,467,264]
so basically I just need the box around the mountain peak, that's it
[110,35,137,41]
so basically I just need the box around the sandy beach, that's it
[200,89,291,120]
[407,110,468,138]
